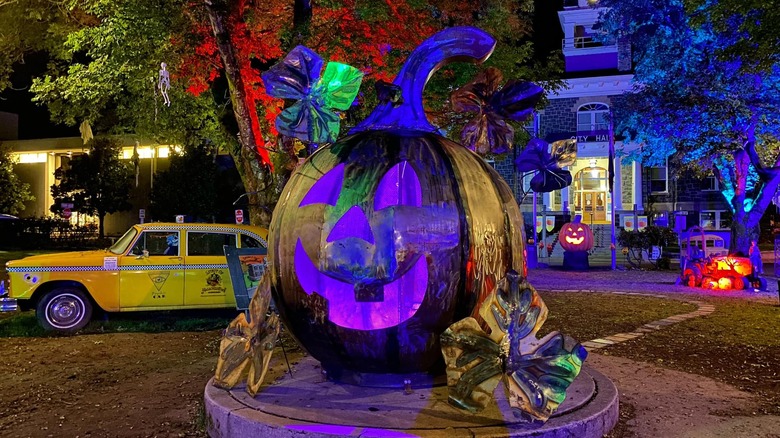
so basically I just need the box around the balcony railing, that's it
[564,0,600,8]
[562,36,616,50]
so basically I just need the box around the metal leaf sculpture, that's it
[262,46,364,144]
[451,67,544,155]
[515,138,577,193]
[214,272,281,397]
[441,270,587,423]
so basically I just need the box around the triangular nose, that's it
[327,206,374,244]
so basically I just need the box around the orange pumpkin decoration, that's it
[558,216,594,252]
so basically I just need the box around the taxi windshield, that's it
[108,227,139,255]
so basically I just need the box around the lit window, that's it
[122,147,153,159]
[699,210,731,230]
[15,153,47,163]
[700,211,715,229]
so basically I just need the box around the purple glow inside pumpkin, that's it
[374,161,422,210]
[299,163,344,207]
[293,161,429,330]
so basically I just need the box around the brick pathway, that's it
[539,289,717,351]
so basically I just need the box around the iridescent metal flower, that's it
[441,270,587,422]
[515,138,577,192]
[451,68,544,154]
[262,46,363,144]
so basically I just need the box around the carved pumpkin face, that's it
[559,221,593,252]
[294,160,432,330]
[268,132,526,374]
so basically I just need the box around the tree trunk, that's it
[204,0,275,227]
[730,211,760,255]
[724,140,780,254]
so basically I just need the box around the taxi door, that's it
[119,229,185,309]
[183,230,237,307]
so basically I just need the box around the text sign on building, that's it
[576,130,610,143]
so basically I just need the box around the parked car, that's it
[0,222,268,332]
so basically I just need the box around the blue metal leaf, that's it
[262,46,324,100]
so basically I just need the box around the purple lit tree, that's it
[597,0,780,253]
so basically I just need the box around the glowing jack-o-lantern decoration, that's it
[558,216,594,252]
[268,28,528,376]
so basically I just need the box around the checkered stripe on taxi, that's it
[7,266,106,273]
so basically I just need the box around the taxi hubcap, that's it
[48,294,83,328]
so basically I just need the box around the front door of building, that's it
[573,166,609,223]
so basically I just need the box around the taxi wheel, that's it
[36,288,93,333]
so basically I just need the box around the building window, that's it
[649,165,668,193]
[700,210,731,230]
[577,103,609,133]
[701,174,719,191]
[523,113,538,137]
[15,152,48,163]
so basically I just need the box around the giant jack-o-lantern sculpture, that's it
[268,28,527,377]
[214,27,586,424]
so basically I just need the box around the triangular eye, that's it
[577,227,583,232]
[374,161,422,210]
[299,164,344,207]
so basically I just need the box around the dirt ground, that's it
[0,330,225,438]
[3,329,778,438]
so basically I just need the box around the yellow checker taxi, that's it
[0,223,268,332]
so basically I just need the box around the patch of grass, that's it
[0,309,235,338]
[0,312,47,337]
[605,297,780,414]
[538,292,698,342]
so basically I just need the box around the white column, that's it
[45,153,55,217]
[633,161,644,210]
[561,186,570,213]
[543,191,552,211]
[612,156,622,212]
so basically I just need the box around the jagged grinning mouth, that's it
[294,239,428,330]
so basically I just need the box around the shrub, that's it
[0,217,102,249]
[618,225,677,270]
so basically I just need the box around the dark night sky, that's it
[0,52,79,139]
[0,1,564,141]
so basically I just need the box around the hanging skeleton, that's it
[158,62,171,107]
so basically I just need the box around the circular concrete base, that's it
[205,356,618,437]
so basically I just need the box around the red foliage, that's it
[174,1,482,166]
